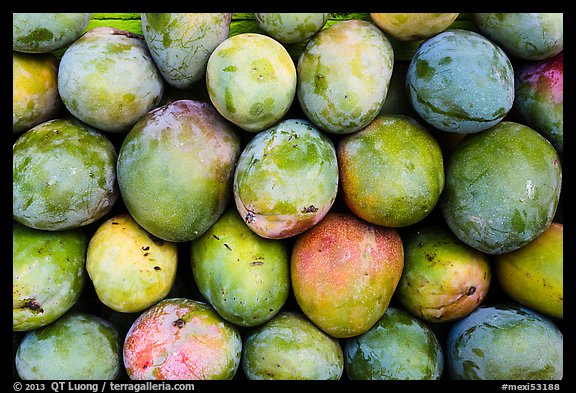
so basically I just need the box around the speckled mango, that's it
[13,118,119,231]
[13,13,92,53]
[123,298,242,380]
[206,33,296,132]
[16,311,122,380]
[86,213,178,313]
[190,208,290,327]
[58,27,164,133]
[241,311,344,380]
[495,222,563,319]
[13,52,62,134]
[396,224,491,323]
[370,13,459,41]
[447,304,563,380]
[344,306,444,380]
[338,114,444,227]
[233,118,338,239]
[473,13,563,60]
[13,223,87,331]
[406,29,514,133]
[255,13,329,44]
[440,121,562,254]
[297,19,394,134]
[291,212,404,338]
[117,100,240,242]
[514,53,563,154]
[141,13,232,89]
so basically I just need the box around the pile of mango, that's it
[13,13,564,381]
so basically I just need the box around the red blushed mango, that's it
[291,212,404,338]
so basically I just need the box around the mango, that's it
[514,53,563,154]
[344,306,444,380]
[190,208,290,327]
[447,304,563,380]
[254,13,329,44]
[141,13,232,89]
[338,114,444,227]
[440,121,562,254]
[396,224,491,323]
[495,222,563,319]
[406,29,514,133]
[297,19,394,134]
[291,212,404,338]
[13,13,92,53]
[13,118,118,231]
[473,13,563,60]
[241,311,343,380]
[13,52,62,134]
[206,32,296,132]
[123,298,242,380]
[58,26,164,133]
[233,118,338,239]
[370,13,459,41]
[13,223,87,331]
[86,213,178,313]
[15,311,122,380]
[117,99,240,242]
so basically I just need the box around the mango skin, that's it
[495,222,563,319]
[255,13,329,44]
[15,311,122,380]
[191,209,290,327]
[291,212,404,338]
[13,13,92,53]
[13,223,87,331]
[473,13,563,60]
[406,29,514,133]
[13,118,119,231]
[123,298,242,380]
[58,27,164,133]
[440,121,562,254]
[297,19,394,134]
[344,307,444,380]
[396,224,491,323]
[447,304,563,380]
[142,13,232,89]
[338,114,444,227]
[13,52,62,134]
[233,118,338,239]
[206,33,296,132]
[514,53,563,154]
[242,311,344,380]
[117,99,241,242]
[86,213,178,313]
[370,13,459,41]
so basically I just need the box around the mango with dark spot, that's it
[241,311,343,380]
[495,222,563,319]
[142,13,231,89]
[13,223,87,331]
[396,224,491,323]
[190,208,290,327]
[117,99,241,242]
[58,26,164,132]
[406,29,514,133]
[123,298,242,380]
[440,121,562,254]
[447,304,563,379]
[344,307,444,380]
[291,212,404,338]
[15,311,121,380]
[86,213,178,313]
[233,118,338,239]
